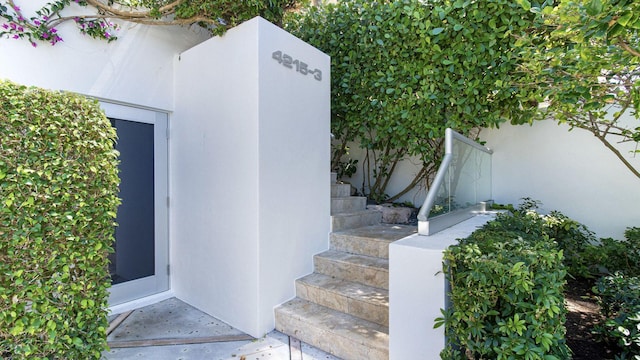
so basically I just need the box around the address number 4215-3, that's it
[272,50,322,81]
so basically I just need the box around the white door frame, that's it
[100,101,169,306]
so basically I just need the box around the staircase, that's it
[274,174,417,359]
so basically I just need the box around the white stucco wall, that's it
[344,117,639,239]
[480,119,640,239]
[0,1,207,109]
[171,17,330,337]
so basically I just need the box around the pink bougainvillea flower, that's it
[31,41,37,47]
[34,20,41,26]
[1,24,8,29]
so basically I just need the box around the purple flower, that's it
[10,23,16,30]
[2,24,8,29]
[17,26,23,32]
[50,28,57,33]
[13,6,20,11]
[34,20,41,26]
[31,41,37,47]
[42,16,48,21]
[12,34,19,39]
[50,35,62,45]
[104,32,110,38]
[41,32,49,39]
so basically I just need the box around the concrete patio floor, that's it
[103,297,340,360]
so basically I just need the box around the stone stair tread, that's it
[331,183,351,198]
[331,209,381,218]
[331,209,382,232]
[275,298,388,359]
[298,273,388,307]
[331,196,368,215]
[332,223,417,241]
[316,249,388,271]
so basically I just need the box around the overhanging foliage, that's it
[285,0,545,202]
[515,0,640,179]
[0,0,298,46]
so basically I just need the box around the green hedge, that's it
[0,81,120,359]
[438,209,570,360]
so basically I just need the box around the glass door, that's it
[101,102,169,306]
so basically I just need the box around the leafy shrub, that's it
[0,81,120,359]
[590,228,640,278]
[438,209,570,360]
[542,210,597,279]
[593,273,640,359]
[496,198,598,279]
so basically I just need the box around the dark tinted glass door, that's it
[109,118,155,284]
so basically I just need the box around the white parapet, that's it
[389,213,496,359]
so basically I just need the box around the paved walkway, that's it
[103,297,339,360]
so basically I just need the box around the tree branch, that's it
[593,131,640,179]
[618,38,640,58]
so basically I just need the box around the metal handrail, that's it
[417,128,493,222]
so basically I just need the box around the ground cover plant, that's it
[0,81,120,359]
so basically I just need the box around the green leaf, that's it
[516,0,531,11]
[586,0,603,16]
[430,27,444,35]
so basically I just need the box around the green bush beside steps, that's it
[437,203,569,360]
[0,81,120,359]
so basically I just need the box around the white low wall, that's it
[389,214,496,359]
[171,17,330,337]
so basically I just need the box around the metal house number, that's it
[272,50,322,81]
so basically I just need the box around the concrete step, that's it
[314,250,389,290]
[274,298,388,360]
[331,183,351,198]
[331,172,337,184]
[330,224,417,259]
[331,209,382,232]
[296,273,388,327]
[331,196,367,215]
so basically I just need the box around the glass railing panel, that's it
[417,129,492,235]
